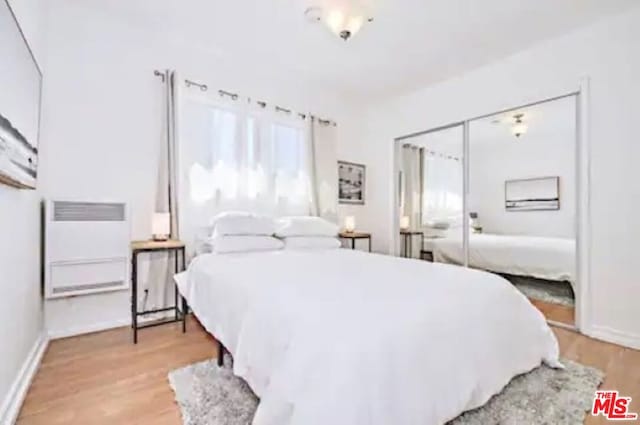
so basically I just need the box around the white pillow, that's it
[423,227,448,238]
[209,235,284,254]
[211,212,276,237]
[423,219,450,230]
[447,215,471,229]
[210,211,254,225]
[275,216,339,237]
[283,236,341,250]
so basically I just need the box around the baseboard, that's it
[547,320,577,332]
[0,333,49,425]
[588,325,640,350]
[47,317,130,340]
[47,311,174,340]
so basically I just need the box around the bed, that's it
[175,248,560,425]
[424,233,576,287]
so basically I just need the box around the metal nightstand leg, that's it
[181,247,187,333]
[132,251,138,344]
[174,250,179,321]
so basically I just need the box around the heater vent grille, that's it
[45,199,129,299]
[52,280,126,294]
[53,201,125,222]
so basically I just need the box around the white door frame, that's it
[392,78,591,332]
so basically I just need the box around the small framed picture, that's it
[338,160,365,205]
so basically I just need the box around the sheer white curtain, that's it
[421,152,463,224]
[400,145,422,230]
[309,118,338,222]
[138,70,181,315]
[178,91,314,251]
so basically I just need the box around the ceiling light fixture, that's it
[512,113,528,138]
[305,3,373,41]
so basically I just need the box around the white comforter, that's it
[176,249,560,425]
[429,234,576,285]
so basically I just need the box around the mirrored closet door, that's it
[397,124,464,262]
[467,96,577,327]
[395,94,578,328]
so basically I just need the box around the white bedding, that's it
[176,249,560,425]
[426,233,576,286]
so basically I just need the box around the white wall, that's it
[468,97,576,238]
[0,0,45,418]
[353,6,640,345]
[39,0,359,336]
[336,108,369,235]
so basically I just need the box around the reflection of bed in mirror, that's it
[423,233,575,290]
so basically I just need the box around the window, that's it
[182,100,312,215]
[421,154,463,224]
[272,123,311,210]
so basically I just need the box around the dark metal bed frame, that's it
[182,297,227,367]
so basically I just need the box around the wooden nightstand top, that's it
[131,239,185,251]
[339,231,371,239]
[400,230,424,235]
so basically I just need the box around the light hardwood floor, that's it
[530,298,575,326]
[17,315,639,425]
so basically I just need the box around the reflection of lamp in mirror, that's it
[344,216,356,233]
[400,215,410,231]
[512,113,527,138]
[152,213,170,241]
[469,212,482,234]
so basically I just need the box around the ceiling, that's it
[406,125,464,157]
[405,94,575,158]
[470,94,576,148]
[94,0,637,100]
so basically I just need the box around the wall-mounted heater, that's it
[44,200,130,299]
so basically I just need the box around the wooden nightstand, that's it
[130,240,187,344]
[339,231,372,252]
[421,236,443,262]
[420,250,434,262]
[400,230,423,258]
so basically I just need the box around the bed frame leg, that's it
[181,296,188,333]
[217,340,224,367]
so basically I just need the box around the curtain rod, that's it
[402,143,460,161]
[153,69,337,126]
[186,79,208,91]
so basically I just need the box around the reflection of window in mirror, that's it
[399,125,464,244]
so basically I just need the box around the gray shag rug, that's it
[514,282,575,307]
[169,356,603,425]
[506,275,575,307]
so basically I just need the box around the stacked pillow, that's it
[212,212,276,238]
[206,213,342,253]
[210,235,283,253]
[275,216,341,250]
[208,212,283,254]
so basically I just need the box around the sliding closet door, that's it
[398,124,464,260]
[467,96,577,325]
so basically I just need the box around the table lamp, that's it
[152,212,170,241]
[344,216,356,233]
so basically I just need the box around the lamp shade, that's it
[512,122,528,137]
[344,216,356,233]
[152,213,170,241]
[400,215,410,230]
[323,3,370,40]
